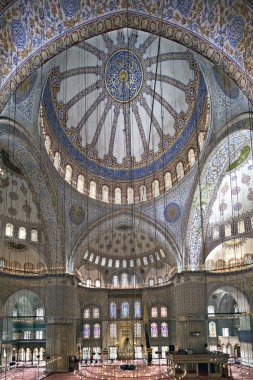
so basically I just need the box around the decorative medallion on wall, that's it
[164,202,181,223]
[69,204,85,225]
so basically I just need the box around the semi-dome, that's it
[41,28,209,203]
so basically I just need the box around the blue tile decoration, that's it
[164,202,181,223]
[11,20,26,49]
[61,0,80,17]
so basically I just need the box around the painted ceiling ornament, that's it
[105,50,143,103]
[164,202,181,223]
[69,204,85,225]
[61,0,80,17]
[227,16,245,48]
[11,20,26,49]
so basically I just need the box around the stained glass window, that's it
[86,278,91,287]
[122,273,128,287]
[151,322,158,338]
[134,322,142,338]
[209,321,216,337]
[149,278,155,287]
[151,307,158,318]
[161,306,167,318]
[84,308,90,319]
[112,275,119,287]
[134,301,141,318]
[93,323,100,339]
[110,323,117,338]
[95,279,101,288]
[93,308,100,318]
[110,302,117,318]
[83,324,90,339]
[36,308,44,320]
[161,322,168,337]
[121,302,129,318]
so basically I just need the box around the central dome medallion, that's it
[105,50,143,102]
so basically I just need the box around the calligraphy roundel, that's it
[105,50,143,103]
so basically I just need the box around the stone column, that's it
[173,273,207,351]
[46,275,77,373]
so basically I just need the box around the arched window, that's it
[95,279,101,288]
[6,223,14,237]
[134,301,141,318]
[157,277,163,286]
[139,185,147,202]
[122,273,128,287]
[134,322,142,338]
[86,279,91,288]
[198,132,205,151]
[35,308,44,320]
[149,278,155,287]
[208,305,215,316]
[161,307,167,318]
[209,321,217,337]
[18,227,26,240]
[112,275,119,288]
[127,187,134,204]
[65,164,72,184]
[110,323,117,338]
[225,224,231,237]
[44,135,51,153]
[53,152,61,170]
[176,162,184,181]
[213,226,220,240]
[121,302,129,318]
[161,322,168,337]
[12,308,18,317]
[164,172,172,191]
[115,260,120,268]
[114,187,122,204]
[84,309,90,319]
[93,323,100,339]
[89,181,96,199]
[77,174,84,193]
[102,185,109,203]
[110,302,117,319]
[152,180,160,198]
[83,324,90,339]
[130,274,136,287]
[31,229,38,242]
[151,307,158,318]
[238,220,245,234]
[151,322,158,338]
[188,148,195,167]
[93,308,100,319]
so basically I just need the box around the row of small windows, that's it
[109,301,142,319]
[5,223,38,242]
[12,307,44,319]
[108,303,167,319]
[83,322,169,340]
[83,307,100,319]
[210,217,253,240]
[83,248,166,270]
[83,276,166,289]
[83,323,101,339]
[109,322,142,338]
[151,322,169,338]
[46,133,205,204]
[206,255,253,271]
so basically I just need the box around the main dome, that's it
[41,29,208,203]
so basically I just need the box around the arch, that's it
[152,180,160,198]
[44,135,51,153]
[114,187,122,204]
[70,210,181,273]
[31,229,38,242]
[187,124,251,268]
[139,185,147,201]
[127,187,134,204]
[176,161,184,181]
[1,4,253,115]
[5,223,14,237]
[18,226,26,240]
[3,289,45,317]
[89,181,96,199]
[188,148,196,167]
[0,121,63,265]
